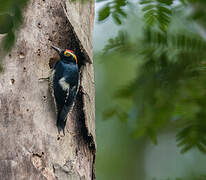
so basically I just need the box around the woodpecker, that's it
[50,45,79,135]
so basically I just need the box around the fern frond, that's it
[103,31,135,53]
[177,119,206,153]
[140,0,173,31]
[97,0,128,24]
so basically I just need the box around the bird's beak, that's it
[51,45,62,54]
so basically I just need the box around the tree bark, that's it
[0,0,95,179]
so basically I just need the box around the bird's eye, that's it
[64,51,70,57]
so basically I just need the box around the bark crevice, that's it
[52,1,96,175]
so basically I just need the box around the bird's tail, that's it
[57,90,77,135]
[57,112,66,135]
[57,104,73,135]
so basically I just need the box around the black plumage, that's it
[50,46,79,134]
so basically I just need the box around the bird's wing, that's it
[55,77,71,134]
[53,77,70,115]
[50,61,69,115]
[59,84,77,123]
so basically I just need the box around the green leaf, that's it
[148,129,158,144]
[157,0,173,6]
[144,10,156,26]
[12,5,23,26]
[157,5,172,15]
[180,0,188,5]
[112,13,122,24]
[141,0,172,32]
[2,31,15,51]
[103,108,117,120]
[117,111,128,123]
[98,5,111,21]
[0,0,13,12]
[197,143,206,153]
[180,144,194,154]
[140,0,154,5]
[116,8,127,18]
[133,128,147,138]
[142,4,156,12]
[0,14,13,34]
[115,0,127,7]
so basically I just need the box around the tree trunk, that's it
[0,0,95,179]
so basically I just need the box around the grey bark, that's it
[0,0,95,179]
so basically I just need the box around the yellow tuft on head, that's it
[64,50,71,57]
[73,55,77,64]
[64,49,78,64]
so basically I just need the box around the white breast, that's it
[59,77,70,91]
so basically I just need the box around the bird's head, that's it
[51,45,77,64]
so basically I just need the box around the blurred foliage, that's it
[140,0,173,32]
[97,0,128,24]
[0,14,13,34]
[153,174,206,180]
[0,0,29,71]
[98,0,174,31]
[97,0,206,154]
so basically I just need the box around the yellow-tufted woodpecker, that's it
[50,45,79,135]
